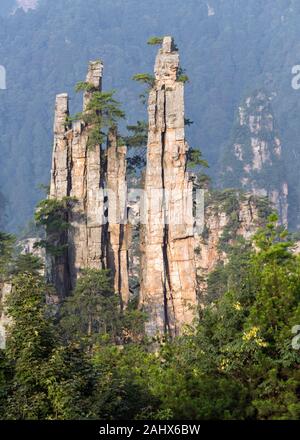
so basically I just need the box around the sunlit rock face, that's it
[140,36,197,338]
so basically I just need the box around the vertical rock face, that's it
[107,127,130,307]
[140,37,197,337]
[68,61,105,287]
[50,93,70,199]
[49,92,71,297]
[220,90,288,226]
[49,61,129,302]
[49,61,105,295]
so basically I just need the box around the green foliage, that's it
[11,253,44,277]
[1,272,101,420]
[60,269,119,346]
[73,89,125,148]
[75,81,98,93]
[132,73,155,88]
[3,273,56,419]
[124,120,148,174]
[177,74,189,83]
[187,148,208,169]
[34,197,75,257]
[124,120,148,148]
[0,232,15,280]
[147,36,164,46]
[1,216,300,420]
[132,73,155,104]
[177,67,189,83]
[202,216,300,419]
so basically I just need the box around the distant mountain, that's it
[0,0,38,16]
[1,0,300,231]
[220,90,288,226]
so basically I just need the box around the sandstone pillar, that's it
[140,37,197,337]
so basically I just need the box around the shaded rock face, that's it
[220,90,288,227]
[140,37,197,337]
[107,128,130,308]
[195,190,270,301]
[49,61,129,303]
[49,92,72,298]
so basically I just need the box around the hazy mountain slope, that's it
[1,0,300,231]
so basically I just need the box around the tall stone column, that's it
[140,36,197,337]
[50,93,70,199]
[68,61,105,287]
[48,93,72,297]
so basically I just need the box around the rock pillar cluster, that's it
[140,37,197,337]
[49,61,129,303]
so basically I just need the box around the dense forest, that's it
[0,214,300,419]
[1,0,300,230]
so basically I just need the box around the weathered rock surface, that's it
[49,61,106,295]
[220,90,289,226]
[107,127,130,307]
[49,61,129,303]
[140,37,197,337]
[195,190,270,300]
[68,61,105,286]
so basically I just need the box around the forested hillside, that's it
[1,215,300,419]
[1,0,300,230]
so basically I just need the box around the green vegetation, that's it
[132,73,155,104]
[73,87,125,148]
[34,197,75,257]
[60,268,119,346]
[177,67,189,83]
[147,36,164,46]
[0,232,14,280]
[132,74,155,88]
[124,120,148,175]
[0,215,299,419]
[187,148,208,169]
